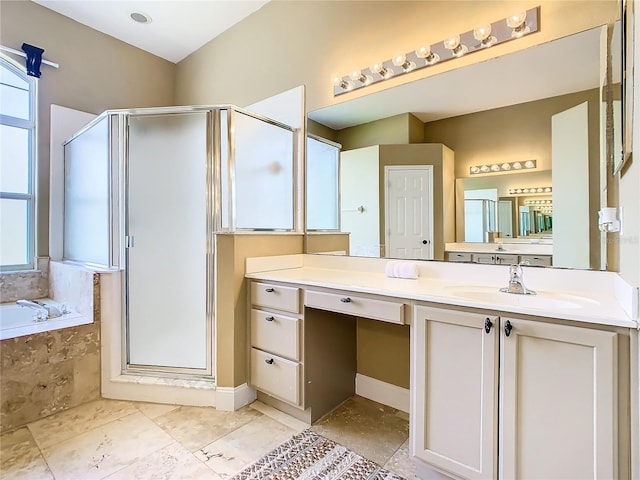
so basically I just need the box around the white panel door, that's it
[340,147,380,257]
[552,102,590,269]
[412,306,498,480]
[126,112,209,371]
[385,166,433,259]
[500,317,617,479]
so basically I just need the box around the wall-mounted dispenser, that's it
[598,207,621,232]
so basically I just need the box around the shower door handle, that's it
[125,236,135,248]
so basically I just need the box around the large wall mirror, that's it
[306,21,622,271]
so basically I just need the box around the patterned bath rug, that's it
[232,429,405,480]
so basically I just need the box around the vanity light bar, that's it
[510,186,552,195]
[333,7,539,96]
[524,199,552,205]
[470,160,536,175]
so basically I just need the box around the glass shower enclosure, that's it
[63,106,297,379]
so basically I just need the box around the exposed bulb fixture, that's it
[392,54,416,73]
[415,46,440,65]
[470,160,537,175]
[473,23,497,47]
[509,186,552,195]
[506,11,529,38]
[349,70,373,85]
[443,35,468,57]
[371,62,393,79]
[332,7,539,96]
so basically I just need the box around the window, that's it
[0,55,36,271]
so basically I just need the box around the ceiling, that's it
[309,25,618,130]
[32,0,270,63]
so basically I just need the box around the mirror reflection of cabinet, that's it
[340,144,455,260]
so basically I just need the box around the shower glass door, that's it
[125,111,212,374]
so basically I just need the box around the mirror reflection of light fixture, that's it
[371,62,393,79]
[349,70,373,85]
[506,11,530,38]
[510,186,552,195]
[525,200,553,205]
[392,54,416,72]
[473,23,497,47]
[470,160,537,175]
[415,46,440,65]
[332,6,539,96]
[444,35,468,57]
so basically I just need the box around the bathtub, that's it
[0,300,90,340]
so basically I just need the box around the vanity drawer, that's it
[519,255,552,267]
[250,309,300,361]
[251,282,300,313]
[495,254,519,265]
[305,290,404,325]
[250,348,300,405]
[446,252,472,262]
[472,253,497,264]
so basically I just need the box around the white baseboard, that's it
[355,374,409,413]
[216,383,257,411]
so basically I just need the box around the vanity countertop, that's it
[246,257,638,329]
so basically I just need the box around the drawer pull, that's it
[265,316,275,322]
[265,287,275,293]
[484,317,493,334]
[505,320,513,337]
[340,297,351,303]
[264,358,274,365]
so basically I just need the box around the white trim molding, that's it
[355,374,409,413]
[216,383,257,411]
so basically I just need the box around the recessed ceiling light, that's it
[130,11,152,24]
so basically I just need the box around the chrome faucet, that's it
[499,262,536,295]
[17,299,50,321]
[17,299,64,319]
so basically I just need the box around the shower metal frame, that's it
[64,105,300,381]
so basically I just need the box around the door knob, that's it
[422,240,428,244]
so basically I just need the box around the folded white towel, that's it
[385,261,419,279]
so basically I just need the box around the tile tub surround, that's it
[0,396,413,480]
[0,258,49,303]
[0,264,101,433]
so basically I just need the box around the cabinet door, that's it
[472,253,496,264]
[412,306,498,479]
[499,317,617,479]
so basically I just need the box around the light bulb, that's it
[332,76,352,91]
[392,54,415,72]
[507,11,529,38]
[480,165,490,173]
[524,160,535,169]
[470,166,480,174]
[490,164,501,172]
[506,11,526,28]
[501,163,511,171]
[544,187,552,193]
[474,23,496,47]
[473,24,492,41]
[443,35,460,50]
[444,35,467,57]
[371,63,393,79]
[415,46,440,65]
[512,162,522,170]
[349,70,372,85]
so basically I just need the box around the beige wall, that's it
[357,319,410,389]
[215,234,303,387]
[0,1,176,256]
[337,113,418,151]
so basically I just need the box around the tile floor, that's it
[0,395,416,480]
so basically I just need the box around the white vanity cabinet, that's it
[412,305,623,480]
[249,281,303,406]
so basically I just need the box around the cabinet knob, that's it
[340,297,351,303]
[265,316,275,322]
[484,317,493,334]
[422,240,428,245]
[264,358,274,365]
[505,320,513,337]
[265,288,275,293]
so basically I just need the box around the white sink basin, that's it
[442,285,599,310]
